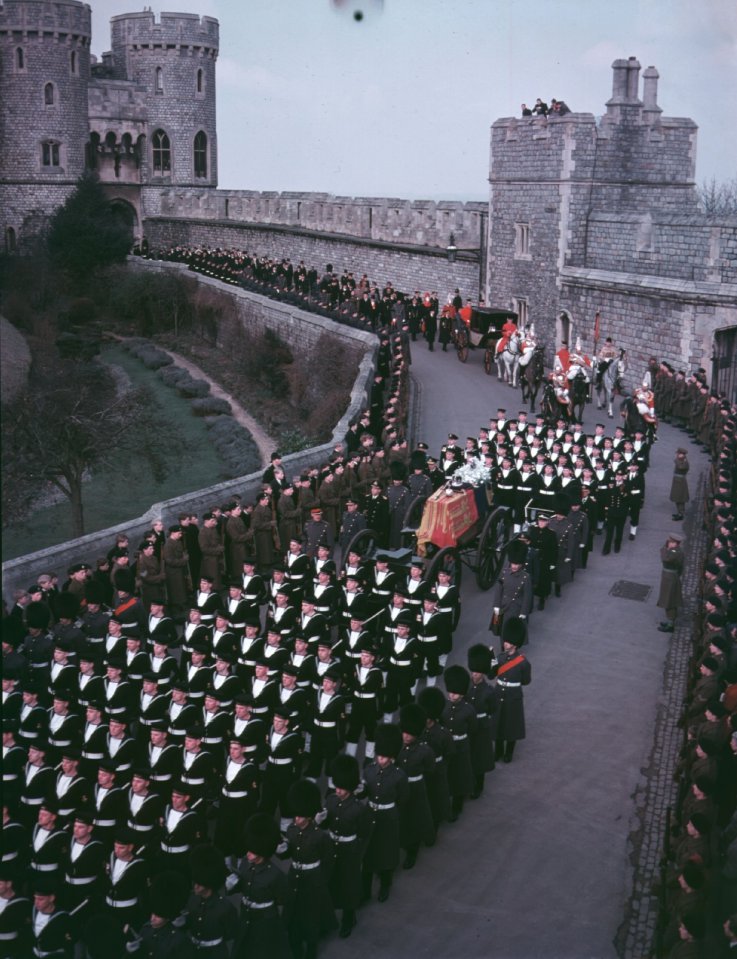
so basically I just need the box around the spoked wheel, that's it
[400,495,427,549]
[424,546,462,592]
[484,347,493,374]
[455,329,469,363]
[475,506,513,590]
[343,527,380,564]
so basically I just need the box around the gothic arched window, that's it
[194,131,207,178]
[152,129,171,173]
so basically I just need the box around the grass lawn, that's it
[2,343,231,561]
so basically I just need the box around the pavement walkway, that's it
[320,340,710,959]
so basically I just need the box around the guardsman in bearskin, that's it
[494,617,532,764]
[396,703,435,869]
[361,723,408,904]
[441,666,477,822]
[233,813,290,959]
[323,754,372,939]
[282,779,337,959]
[186,844,238,958]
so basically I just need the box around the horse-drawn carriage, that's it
[341,481,515,599]
[453,306,518,374]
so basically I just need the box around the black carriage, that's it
[453,306,518,373]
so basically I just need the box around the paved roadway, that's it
[320,339,711,959]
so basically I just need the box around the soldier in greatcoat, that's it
[277,483,302,548]
[441,666,477,822]
[282,779,336,959]
[670,448,690,521]
[417,687,453,829]
[252,493,277,572]
[467,644,499,797]
[494,617,532,763]
[198,513,225,590]
[657,533,685,633]
[163,525,190,616]
[186,844,238,959]
[136,541,166,610]
[233,814,290,959]
[547,495,575,595]
[396,703,435,869]
[322,754,372,938]
[488,539,533,636]
[361,723,408,904]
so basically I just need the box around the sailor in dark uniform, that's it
[0,863,32,958]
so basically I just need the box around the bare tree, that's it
[697,176,737,215]
[2,359,176,537]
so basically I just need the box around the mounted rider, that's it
[595,336,618,387]
[495,315,519,356]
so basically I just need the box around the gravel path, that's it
[163,348,276,469]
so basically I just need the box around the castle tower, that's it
[486,58,699,352]
[108,10,219,190]
[0,0,92,252]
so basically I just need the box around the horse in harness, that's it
[520,343,545,412]
[496,329,523,386]
[594,350,627,418]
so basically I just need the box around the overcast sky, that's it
[90,0,737,199]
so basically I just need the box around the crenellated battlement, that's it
[109,10,219,55]
[0,0,91,41]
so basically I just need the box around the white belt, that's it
[389,657,411,666]
[161,842,190,853]
[314,720,337,728]
[21,797,44,805]
[82,751,104,760]
[48,738,73,747]
[434,756,444,763]
[34,949,64,958]
[369,801,395,810]
[202,736,222,744]
[3,773,18,781]
[0,932,18,940]
[222,789,251,798]
[292,860,320,871]
[315,606,330,614]
[2,852,18,861]
[354,692,376,699]
[329,832,357,843]
[182,776,205,785]
[150,773,172,782]
[475,712,488,719]
[106,895,138,907]
[232,622,246,629]
[95,818,116,827]
[373,589,391,596]
[268,756,293,765]
[58,807,75,817]
[66,875,96,885]
[242,897,275,909]
[192,936,224,947]
[497,680,521,688]
[129,822,154,832]
[31,862,58,872]
[407,775,423,783]
[419,636,438,643]
[452,734,467,741]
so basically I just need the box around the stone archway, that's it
[557,310,573,350]
[108,197,139,246]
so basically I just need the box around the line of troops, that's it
[653,363,731,461]
[1,533,532,958]
[141,243,444,338]
[655,404,737,959]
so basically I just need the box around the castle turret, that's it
[0,0,92,251]
[107,10,219,188]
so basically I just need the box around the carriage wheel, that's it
[424,546,462,593]
[400,496,427,549]
[455,329,469,363]
[484,348,493,375]
[342,527,380,563]
[475,506,512,590]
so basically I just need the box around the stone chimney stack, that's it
[625,56,641,100]
[605,56,643,123]
[642,66,663,124]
